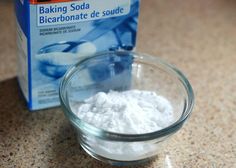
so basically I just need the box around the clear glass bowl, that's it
[59,51,194,166]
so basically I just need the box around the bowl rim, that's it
[59,51,195,142]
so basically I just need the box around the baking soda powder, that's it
[75,90,174,134]
[72,90,174,160]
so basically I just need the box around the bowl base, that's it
[80,143,157,166]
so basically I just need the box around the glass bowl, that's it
[59,51,194,166]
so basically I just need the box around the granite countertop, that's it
[0,0,235,167]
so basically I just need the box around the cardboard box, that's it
[15,0,140,110]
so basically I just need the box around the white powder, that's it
[36,42,97,65]
[72,90,174,160]
[75,90,174,134]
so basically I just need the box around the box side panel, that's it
[15,0,31,107]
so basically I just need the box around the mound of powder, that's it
[74,90,174,134]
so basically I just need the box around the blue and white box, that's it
[15,0,140,110]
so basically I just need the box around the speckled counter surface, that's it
[0,0,235,167]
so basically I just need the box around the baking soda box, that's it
[15,0,140,110]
